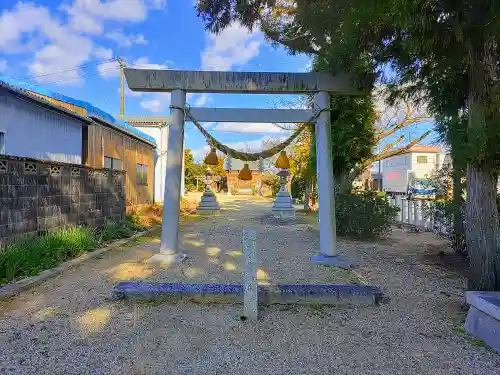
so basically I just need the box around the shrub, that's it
[335,192,399,238]
[0,227,98,284]
[261,173,281,196]
[101,216,144,242]
[291,177,306,200]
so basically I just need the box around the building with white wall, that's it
[121,116,186,203]
[0,81,90,164]
[382,145,444,195]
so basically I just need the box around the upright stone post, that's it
[150,89,186,264]
[311,91,352,269]
[395,195,402,222]
[415,200,423,227]
[401,199,408,223]
[242,229,258,321]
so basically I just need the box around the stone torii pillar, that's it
[311,91,352,268]
[124,69,358,267]
[149,89,187,263]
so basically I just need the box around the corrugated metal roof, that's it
[0,80,92,123]
[0,75,156,145]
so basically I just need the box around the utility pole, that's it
[118,57,126,116]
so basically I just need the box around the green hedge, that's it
[335,192,398,238]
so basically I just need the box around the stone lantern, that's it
[272,169,295,219]
[196,168,220,214]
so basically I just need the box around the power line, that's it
[12,58,118,81]
[41,67,121,84]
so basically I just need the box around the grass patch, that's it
[0,227,99,284]
[0,213,147,286]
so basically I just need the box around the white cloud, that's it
[194,94,211,106]
[97,60,121,79]
[211,123,289,134]
[93,46,113,60]
[0,3,91,85]
[0,2,165,86]
[201,22,262,71]
[0,3,53,52]
[146,0,167,9]
[132,57,168,69]
[0,59,7,72]
[140,92,171,113]
[63,0,148,34]
[106,30,148,47]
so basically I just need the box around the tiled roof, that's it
[119,115,170,127]
[405,145,441,153]
[0,75,156,145]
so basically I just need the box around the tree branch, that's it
[347,130,431,184]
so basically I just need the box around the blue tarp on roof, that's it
[0,75,156,145]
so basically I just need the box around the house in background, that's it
[382,145,444,196]
[0,76,156,207]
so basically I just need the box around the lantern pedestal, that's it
[272,185,295,219]
[197,186,220,214]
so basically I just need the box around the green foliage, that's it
[184,149,205,191]
[335,192,398,238]
[0,217,146,284]
[261,173,281,196]
[291,177,306,200]
[101,221,134,242]
[0,227,98,284]
[313,57,376,181]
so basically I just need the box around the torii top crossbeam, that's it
[124,68,359,95]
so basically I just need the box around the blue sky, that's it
[0,0,311,160]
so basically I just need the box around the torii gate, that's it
[124,69,358,268]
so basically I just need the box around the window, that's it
[136,164,148,185]
[0,132,4,154]
[416,155,428,164]
[104,156,121,170]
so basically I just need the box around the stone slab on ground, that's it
[465,291,500,353]
[113,282,382,306]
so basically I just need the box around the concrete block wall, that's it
[0,154,126,249]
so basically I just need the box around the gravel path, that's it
[1,197,499,375]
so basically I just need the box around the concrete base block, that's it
[114,282,382,306]
[311,254,355,269]
[465,291,500,353]
[147,252,187,265]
